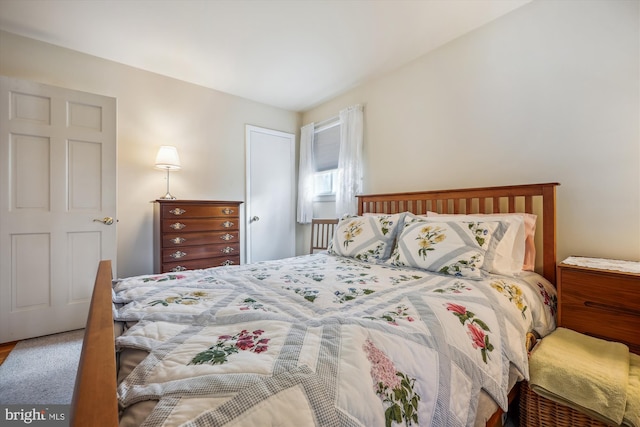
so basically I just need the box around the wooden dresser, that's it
[557,257,640,354]
[154,200,243,273]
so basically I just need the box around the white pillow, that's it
[328,213,404,262]
[426,212,526,276]
[388,214,499,279]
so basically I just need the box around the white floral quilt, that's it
[113,253,557,427]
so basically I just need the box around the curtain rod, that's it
[314,115,340,132]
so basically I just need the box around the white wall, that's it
[302,0,640,264]
[2,0,638,268]
[0,30,300,277]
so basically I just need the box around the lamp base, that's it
[159,168,177,199]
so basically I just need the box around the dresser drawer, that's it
[162,243,240,263]
[162,231,239,247]
[161,204,239,218]
[162,218,238,233]
[162,255,240,272]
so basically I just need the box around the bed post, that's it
[541,183,558,284]
[70,260,118,427]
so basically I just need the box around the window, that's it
[313,169,335,196]
[312,119,340,199]
[298,105,362,222]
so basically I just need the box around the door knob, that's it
[93,217,114,225]
[250,216,260,222]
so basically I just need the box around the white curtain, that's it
[335,105,364,216]
[296,123,315,224]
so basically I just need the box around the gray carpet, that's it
[0,329,84,404]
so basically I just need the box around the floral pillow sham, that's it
[388,214,499,279]
[328,213,404,262]
[427,212,537,275]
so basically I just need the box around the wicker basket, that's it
[519,381,611,427]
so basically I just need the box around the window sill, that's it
[314,194,336,203]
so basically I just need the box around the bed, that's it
[71,182,559,427]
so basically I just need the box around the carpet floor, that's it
[0,329,84,404]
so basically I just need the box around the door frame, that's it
[245,125,295,264]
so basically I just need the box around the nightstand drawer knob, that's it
[221,246,234,254]
[170,237,186,244]
[171,266,187,272]
[169,208,186,216]
[221,259,235,266]
[222,208,234,215]
[221,233,234,241]
[170,222,186,230]
[222,221,233,228]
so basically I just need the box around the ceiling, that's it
[0,0,532,112]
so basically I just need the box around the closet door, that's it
[0,76,117,343]
[245,125,295,263]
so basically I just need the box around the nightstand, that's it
[557,256,640,354]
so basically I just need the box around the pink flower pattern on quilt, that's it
[189,329,270,365]
[445,302,495,363]
[364,339,420,426]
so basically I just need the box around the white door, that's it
[0,76,117,343]
[245,125,295,263]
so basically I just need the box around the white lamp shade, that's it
[155,146,181,170]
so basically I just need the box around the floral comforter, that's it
[113,253,557,427]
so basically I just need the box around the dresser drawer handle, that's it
[584,301,640,316]
[222,208,234,215]
[170,237,186,244]
[170,251,187,259]
[221,259,235,266]
[169,208,186,216]
[221,246,234,254]
[221,233,235,241]
[222,221,233,228]
[170,222,186,230]
[171,266,187,272]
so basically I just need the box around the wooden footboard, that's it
[70,260,118,427]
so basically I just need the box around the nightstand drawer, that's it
[557,259,640,354]
[559,269,640,314]
[560,293,638,350]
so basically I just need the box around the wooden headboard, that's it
[357,182,559,283]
